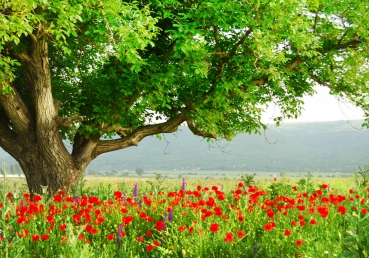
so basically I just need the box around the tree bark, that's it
[0,35,188,196]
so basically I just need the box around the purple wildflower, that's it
[133,183,138,203]
[163,217,166,231]
[117,223,123,246]
[168,208,173,222]
[181,178,186,191]
[253,242,259,255]
[122,191,126,203]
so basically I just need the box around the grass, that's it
[1,172,368,257]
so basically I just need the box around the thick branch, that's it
[313,11,319,34]
[222,28,253,63]
[333,39,362,50]
[204,29,253,102]
[214,26,221,56]
[56,114,84,128]
[307,73,331,87]
[95,111,189,156]
[187,118,217,139]
[99,123,134,134]
[0,83,34,135]
[252,56,304,87]
[0,117,22,159]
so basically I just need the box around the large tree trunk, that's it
[0,34,187,196]
[17,146,82,195]
[0,36,92,196]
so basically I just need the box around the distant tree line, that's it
[0,162,24,177]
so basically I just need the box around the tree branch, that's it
[55,114,84,128]
[333,39,362,50]
[98,123,134,135]
[313,11,319,34]
[222,28,253,63]
[252,56,304,87]
[204,28,253,102]
[213,26,221,56]
[0,116,23,159]
[0,82,34,135]
[307,73,331,87]
[187,117,217,139]
[94,111,189,156]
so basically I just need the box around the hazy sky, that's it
[262,86,366,124]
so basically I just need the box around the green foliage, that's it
[146,173,167,195]
[135,167,144,177]
[355,165,369,187]
[268,181,294,200]
[342,169,369,257]
[297,172,315,194]
[2,0,369,145]
[240,172,256,187]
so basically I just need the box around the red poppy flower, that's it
[53,194,63,203]
[147,245,154,252]
[137,236,144,242]
[321,184,328,190]
[153,240,160,247]
[78,234,84,240]
[42,234,49,241]
[296,240,304,247]
[31,234,40,242]
[178,225,187,232]
[299,220,306,226]
[123,216,134,226]
[32,195,42,202]
[59,224,66,231]
[284,229,292,236]
[146,230,152,237]
[238,182,244,188]
[155,220,165,231]
[266,209,275,218]
[210,223,219,233]
[317,206,329,218]
[236,230,246,239]
[224,232,234,242]
[107,234,114,241]
[310,219,317,225]
[86,225,93,232]
[361,208,368,214]
[73,214,81,223]
[337,206,346,215]
[189,226,194,234]
[264,222,276,231]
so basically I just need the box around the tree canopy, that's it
[0,0,368,194]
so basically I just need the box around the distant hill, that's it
[1,120,369,173]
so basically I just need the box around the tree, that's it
[10,163,15,175]
[0,0,368,195]
[15,163,23,177]
[135,167,144,177]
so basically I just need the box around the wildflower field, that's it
[1,173,369,258]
